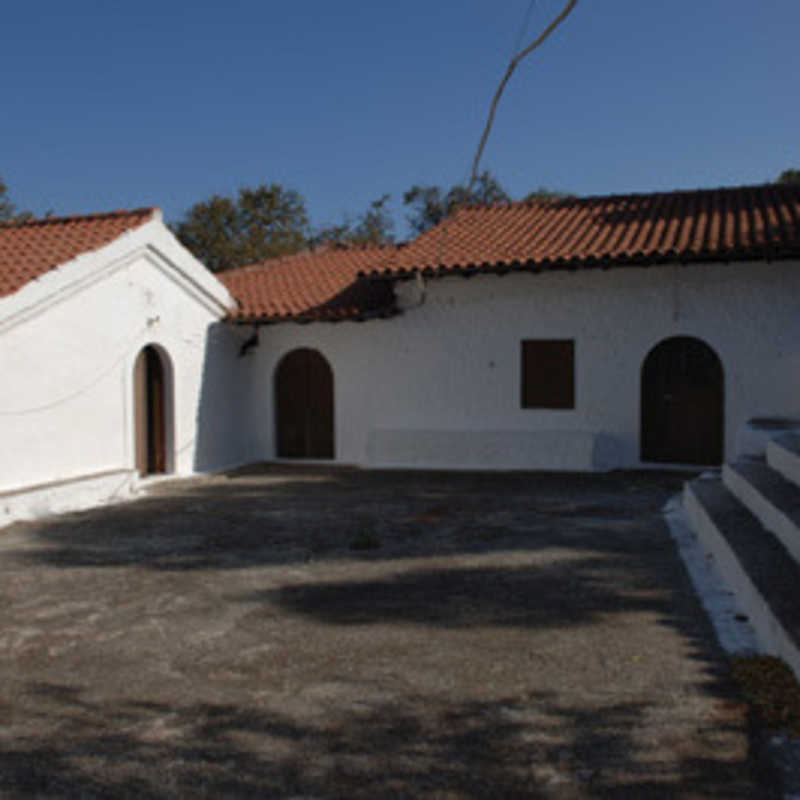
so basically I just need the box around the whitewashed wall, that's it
[239,259,800,471]
[5,242,795,528]
[0,217,244,524]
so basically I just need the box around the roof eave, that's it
[228,304,400,326]
[363,245,800,282]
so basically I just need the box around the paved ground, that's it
[0,466,776,798]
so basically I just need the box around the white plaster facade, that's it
[0,215,243,524]
[236,259,800,471]
[2,211,798,526]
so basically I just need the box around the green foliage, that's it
[403,171,511,235]
[312,194,394,247]
[523,187,573,202]
[349,528,382,550]
[0,176,32,225]
[777,168,800,185]
[350,194,394,245]
[173,183,309,273]
[0,178,13,222]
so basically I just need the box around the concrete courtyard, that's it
[0,466,773,797]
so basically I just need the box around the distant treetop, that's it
[403,171,511,236]
[311,194,395,248]
[777,168,800,185]
[0,176,32,225]
[173,183,309,273]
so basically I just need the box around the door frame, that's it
[133,344,175,475]
[640,335,724,465]
[274,347,335,459]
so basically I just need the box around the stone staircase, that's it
[684,431,800,678]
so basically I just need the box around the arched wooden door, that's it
[275,348,334,459]
[641,336,724,465]
[134,345,171,475]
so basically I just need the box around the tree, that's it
[173,183,309,272]
[522,187,573,202]
[777,169,800,185]
[403,171,510,235]
[312,194,394,247]
[0,178,13,222]
[0,176,32,225]
[349,194,394,245]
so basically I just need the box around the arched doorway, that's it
[275,348,334,459]
[641,336,724,465]
[134,345,173,475]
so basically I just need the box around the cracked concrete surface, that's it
[0,466,779,797]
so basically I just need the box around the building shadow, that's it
[192,321,253,474]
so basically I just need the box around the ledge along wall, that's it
[238,258,800,471]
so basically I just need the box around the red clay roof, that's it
[223,183,800,323]
[0,208,156,299]
[368,183,800,278]
[219,245,398,323]
[5,185,795,322]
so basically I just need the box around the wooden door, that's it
[641,337,723,465]
[134,346,168,475]
[276,348,334,459]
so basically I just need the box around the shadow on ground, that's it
[0,466,778,797]
[244,559,667,630]
[9,467,689,571]
[0,681,760,799]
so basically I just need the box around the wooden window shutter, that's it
[521,340,575,409]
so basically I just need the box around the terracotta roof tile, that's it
[221,184,800,323]
[0,208,157,298]
[369,183,800,278]
[219,245,398,323]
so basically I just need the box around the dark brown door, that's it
[276,348,334,459]
[134,346,168,475]
[641,336,723,465]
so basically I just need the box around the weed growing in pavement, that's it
[731,655,800,735]
[349,529,382,551]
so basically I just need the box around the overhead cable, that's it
[468,0,579,192]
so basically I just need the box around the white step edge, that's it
[722,462,800,568]
[768,434,800,491]
[683,481,800,681]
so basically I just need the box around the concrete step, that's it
[723,460,800,567]
[684,477,800,679]
[736,417,800,460]
[768,432,800,490]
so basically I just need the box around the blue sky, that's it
[3,0,798,239]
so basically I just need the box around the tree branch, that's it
[469,0,579,191]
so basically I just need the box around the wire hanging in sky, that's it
[468,0,579,192]
[512,0,538,57]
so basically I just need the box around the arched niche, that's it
[133,344,175,475]
[640,336,724,465]
[275,348,334,459]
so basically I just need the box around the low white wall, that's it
[240,259,800,471]
[366,429,618,471]
[0,469,137,527]
[0,219,245,522]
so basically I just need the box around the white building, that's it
[0,208,243,524]
[220,184,800,473]
[1,183,798,523]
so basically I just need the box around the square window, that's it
[521,339,575,409]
